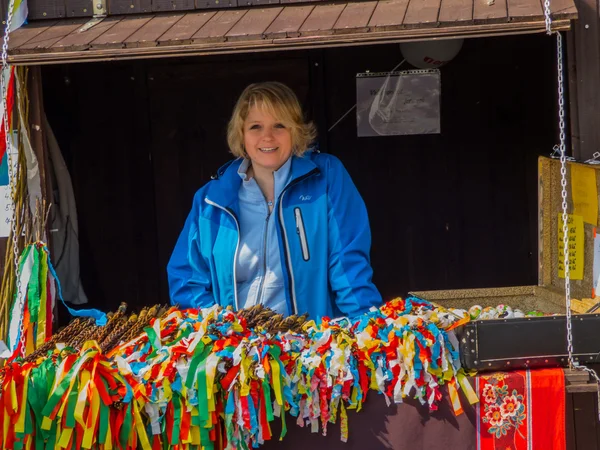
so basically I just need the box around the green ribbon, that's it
[191,344,211,425]
[44,421,57,450]
[28,356,56,446]
[41,350,93,420]
[199,426,213,450]
[8,245,32,351]
[262,379,274,422]
[98,401,109,445]
[185,342,206,389]
[170,394,182,445]
[119,403,133,449]
[27,245,41,325]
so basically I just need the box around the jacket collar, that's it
[205,151,319,208]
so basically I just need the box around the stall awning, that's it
[7,0,577,65]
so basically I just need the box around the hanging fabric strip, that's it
[42,244,107,325]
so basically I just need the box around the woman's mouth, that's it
[259,147,278,153]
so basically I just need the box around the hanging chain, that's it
[1,0,26,357]
[544,0,553,34]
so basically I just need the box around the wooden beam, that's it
[569,0,600,161]
[6,18,574,65]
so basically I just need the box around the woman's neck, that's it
[248,164,275,202]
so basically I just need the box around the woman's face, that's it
[243,104,293,173]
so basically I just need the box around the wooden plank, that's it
[152,0,194,13]
[238,0,279,7]
[108,0,152,15]
[191,10,247,41]
[264,5,314,38]
[7,21,58,50]
[17,19,88,52]
[51,17,123,51]
[333,1,377,33]
[438,0,473,24]
[157,11,216,43]
[473,0,508,23]
[90,15,153,48]
[368,0,410,29]
[28,0,66,19]
[549,0,577,15]
[125,14,184,47]
[565,369,592,383]
[507,0,543,20]
[403,0,441,27]
[300,3,346,35]
[197,0,237,9]
[226,7,282,40]
[65,0,93,17]
[566,384,599,393]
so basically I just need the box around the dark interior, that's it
[42,34,558,314]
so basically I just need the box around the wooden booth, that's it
[3,0,600,447]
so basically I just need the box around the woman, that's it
[167,82,381,319]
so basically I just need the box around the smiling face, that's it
[243,103,293,173]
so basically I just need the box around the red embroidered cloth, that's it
[476,369,566,450]
[262,368,566,450]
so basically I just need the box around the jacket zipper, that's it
[204,198,241,311]
[256,209,271,305]
[278,168,320,315]
[294,207,310,261]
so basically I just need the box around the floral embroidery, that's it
[483,384,497,403]
[481,373,526,439]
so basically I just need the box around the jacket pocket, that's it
[294,207,310,261]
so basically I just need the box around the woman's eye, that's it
[249,124,261,130]
[274,123,286,129]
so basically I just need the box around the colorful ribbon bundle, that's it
[4,242,107,360]
[0,297,478,450]
[6,243,56,358]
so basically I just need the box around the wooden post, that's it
[568,0,600,161]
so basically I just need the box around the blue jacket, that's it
[167,151,382,319]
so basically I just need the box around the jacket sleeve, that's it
[167,191,215,309]
[326,156,382,317]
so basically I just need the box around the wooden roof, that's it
[7,0,577,65]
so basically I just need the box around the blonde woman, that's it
[167,82,381,319]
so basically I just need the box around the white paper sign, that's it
[356,69,441,137]
[0,133,19,238]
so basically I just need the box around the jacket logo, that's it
[299,195,312,201]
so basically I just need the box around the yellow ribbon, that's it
[57,427,73,448]
[133,400,152,450]
[81,385,100,448]
[270,358,284,406]
[74,373,91,427]
[457,372,479,405]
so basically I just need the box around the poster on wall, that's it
[356,69,441,137]
[0,132,18,238]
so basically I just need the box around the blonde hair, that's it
[227,82,317,158]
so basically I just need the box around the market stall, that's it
[0,0,598,447]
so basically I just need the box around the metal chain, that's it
[544,0,552,34]
[1,0,26,357]
[553,31,600,418]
